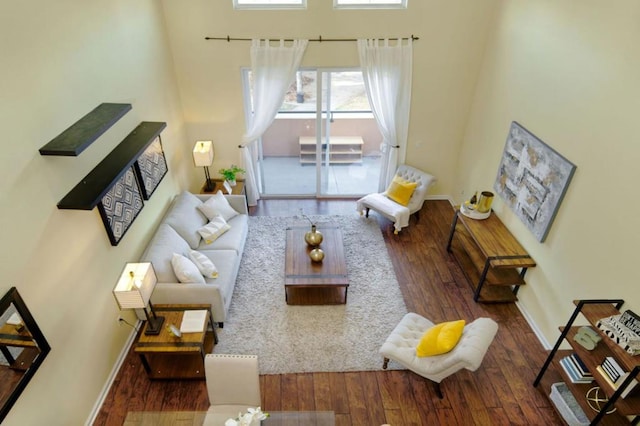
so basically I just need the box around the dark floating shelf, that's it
[39,103,132,156]
[57,121,167,210]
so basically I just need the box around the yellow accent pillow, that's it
[416,320,466,357]
[386,176,418,206]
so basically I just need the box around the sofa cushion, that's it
[197,191,239,222]
[141,224,190,283]
[198,214,248,253]
[164,191,208,249]
[171,253,206,283]
[197,216,231,244]
[200,250,240,307]
[188,250,218,278]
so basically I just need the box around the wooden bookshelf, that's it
[535,299,640,424]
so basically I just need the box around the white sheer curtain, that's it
[357,38,413,190]
[241,39,308,206]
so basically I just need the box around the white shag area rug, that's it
[214,214,408,374]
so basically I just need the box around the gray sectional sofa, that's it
[140,191,248,327]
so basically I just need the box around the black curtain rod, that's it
[205,35,419,42]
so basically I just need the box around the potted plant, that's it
[218,164,245,186]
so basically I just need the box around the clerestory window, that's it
[334,0,407,9]
[233,0,306,10]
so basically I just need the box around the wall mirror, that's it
[0,287,50,423]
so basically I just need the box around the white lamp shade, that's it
[113,262,157,310]
[193,141,214,167]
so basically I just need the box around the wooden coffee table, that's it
[284,225,349,305]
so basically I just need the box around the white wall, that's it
[0,1,187,424]
[456,0,640,344]
[160,0,500,196]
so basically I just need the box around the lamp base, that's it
[144,315,165,335]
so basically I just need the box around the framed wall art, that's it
[134,136,168,200]
[97,166,144,246]
[493,121,576,242]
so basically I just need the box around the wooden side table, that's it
[134,304,217,379]
[200,179,245,196]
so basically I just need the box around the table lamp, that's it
[193,140,214,192]
[113,262,165,335]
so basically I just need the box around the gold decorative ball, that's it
[309,248,325,262]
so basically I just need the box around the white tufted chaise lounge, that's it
[356,164,436,234]
[380,313,498,398]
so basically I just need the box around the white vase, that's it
[227,179,237,187]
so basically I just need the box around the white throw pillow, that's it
[188,250,218,279]
[197,191,238,222]
[171,253,205,284]
[197,216,231,244]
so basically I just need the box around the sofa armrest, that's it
[151,282,226,324]
[225,195,248,215]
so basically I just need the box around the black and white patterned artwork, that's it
[493,122,576,242]
[134,136,168,200]
[98,166,144,246]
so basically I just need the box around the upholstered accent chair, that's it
[203,354,261,425]
[380,313,498,398]
[356,164,436,234]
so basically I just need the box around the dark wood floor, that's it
[94,199,563,426]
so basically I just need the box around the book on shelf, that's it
[597,313,640,355]
[602,357,623,382]
[559,356,594,383]
[595,365,639,398]
[568,353,592,377]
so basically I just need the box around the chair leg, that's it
[382,358,389,369]
[433,381,443,399]
[365,207,370,218]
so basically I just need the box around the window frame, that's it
[333,0,407,10]
[241,67,374,118]
[233,0,306,10]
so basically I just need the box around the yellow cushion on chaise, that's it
[386,176,418,206]
[416,319,466,357]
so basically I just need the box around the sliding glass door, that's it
[244,68,381,197]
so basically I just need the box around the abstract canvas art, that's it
[97,166,144,246]
[493,122,576,242]
[134,136,168,200]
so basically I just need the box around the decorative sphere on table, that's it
[309,248,325,262]
[304,225,323,247]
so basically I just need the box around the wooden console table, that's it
[446,208,536,303]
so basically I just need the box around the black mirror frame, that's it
[0,287,51,423]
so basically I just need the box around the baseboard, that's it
[426,194,454,202]
[516,301,552,350]
[85,323,140,426]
